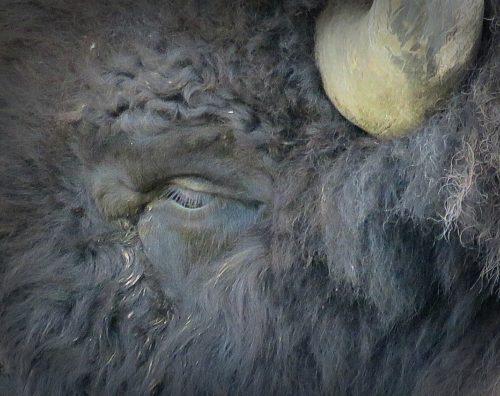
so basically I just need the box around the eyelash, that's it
[163,185,214,210]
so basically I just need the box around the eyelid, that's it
[170,177,220,194]
[167,176,247,202]
[162,184,215,210]
[145,176,262,215]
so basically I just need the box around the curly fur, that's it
[0,0,499,394]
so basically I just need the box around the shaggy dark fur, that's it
[1,0,499,394]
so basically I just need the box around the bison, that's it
[0,0,499,394]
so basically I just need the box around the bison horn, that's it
[315,0,484,138]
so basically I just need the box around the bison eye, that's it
[141,176,262,229]
[162,185,214,210]
[157,177,227,213]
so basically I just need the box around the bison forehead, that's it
[81,47,262,136]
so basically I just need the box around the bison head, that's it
[0,0,498,395]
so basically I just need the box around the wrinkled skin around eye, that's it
[86,122,273,297]
[137,182,263,289]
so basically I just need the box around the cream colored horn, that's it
[315,0,484,138]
